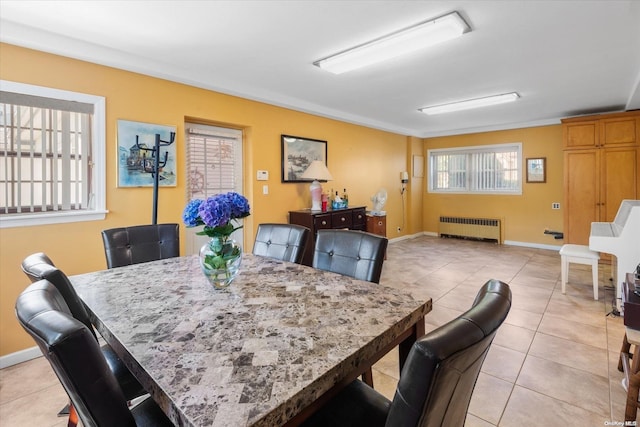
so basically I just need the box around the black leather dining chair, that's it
[301,279,512,427]
[252,223,310,264]
[20,253,146,403]
[15,279,174,427]
[313,229,388,284]
[312,229,388,386]
[101,223,179,268]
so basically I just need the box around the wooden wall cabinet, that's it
[289,206,367,266]
[562,111,640,245]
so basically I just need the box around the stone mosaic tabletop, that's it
[70,254,431,426]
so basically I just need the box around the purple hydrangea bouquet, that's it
[183,192,250,288]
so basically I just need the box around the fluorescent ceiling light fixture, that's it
[419,92,520,115]
[314,11,470,74]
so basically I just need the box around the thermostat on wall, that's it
[257,170,269,181]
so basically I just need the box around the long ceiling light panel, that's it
[419,92,520,115]
[314,11,470,74]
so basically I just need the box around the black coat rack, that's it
[135,132,175,224]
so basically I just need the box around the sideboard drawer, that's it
[314,214,332,229]
[332,211,352,228]
[352,208,366,230]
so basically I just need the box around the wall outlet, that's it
[552,202,560,210]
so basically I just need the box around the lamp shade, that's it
[300,160,333,181]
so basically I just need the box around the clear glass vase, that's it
[199,237,242,289]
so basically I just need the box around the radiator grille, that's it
[438,216,502,244]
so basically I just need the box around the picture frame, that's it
[281,134,328,182]
[117,120,177,187]
[526,157,546,183]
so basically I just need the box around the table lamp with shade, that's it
[300,160,333,211]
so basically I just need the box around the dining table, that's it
[69,253,431,427]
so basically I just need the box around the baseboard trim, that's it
[504,239,562,251]
[0,346,42,369]
[389,232,427,243]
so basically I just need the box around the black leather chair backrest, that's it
[101,223,179,269]
[386,279,512,427]
[313,229,388,284]
[252,223,310,264]
[15,280,137,427]
[21,252,96,339]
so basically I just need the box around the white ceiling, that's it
[1,0,639,138]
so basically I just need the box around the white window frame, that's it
[0,80,106,228]
[428,143,522,195]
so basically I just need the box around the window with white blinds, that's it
[185,124,242,200]
[0,81,106,228]
[428,143,521,194]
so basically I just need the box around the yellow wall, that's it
[0,43,409,355]
[0,43,565,358]
[423,125,565,244]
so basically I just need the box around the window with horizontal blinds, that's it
[1,95,93,214]
[0,80,106,228]
[428,143,522,194]
[185,125,242,200]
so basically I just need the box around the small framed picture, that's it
[526,157,546,183]
[281,135,328,182]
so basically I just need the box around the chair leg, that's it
[67,402,78,427]
[57,403,70,417]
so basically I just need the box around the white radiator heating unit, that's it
[438,216,502,244]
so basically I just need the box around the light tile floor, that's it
[0,235,634,426]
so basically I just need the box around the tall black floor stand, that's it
[135,132,175,224]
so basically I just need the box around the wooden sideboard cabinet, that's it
[289,206,367,266]
[562,111,640,245]
[366,214,386,237]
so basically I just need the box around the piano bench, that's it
[559,244,600,300]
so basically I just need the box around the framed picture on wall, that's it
[281,134,328,182]
[526,157,546,183]
[117,120,177,187]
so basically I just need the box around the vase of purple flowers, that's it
[182,192,250,288]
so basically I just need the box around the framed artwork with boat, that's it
[117,120,177,187]
[281,134,327,183]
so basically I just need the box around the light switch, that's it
[263,185,269,195]
[257,170,269,181]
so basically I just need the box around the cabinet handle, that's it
[341,217,346,222]
[378,221,383,226]
[321,220,327,225]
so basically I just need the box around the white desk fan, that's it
[370,188,387,216]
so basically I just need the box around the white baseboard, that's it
[390,232,562,252]
[0,346,42,369]
[388,231,428,243]
[504,239,562,251]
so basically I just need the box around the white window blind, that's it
[186,125,242,200]
[429,143,521,194]
[1,92,93,214]
[0,81,106,228]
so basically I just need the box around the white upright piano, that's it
[589,200,640,311]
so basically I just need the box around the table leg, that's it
[398,316,425,373]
